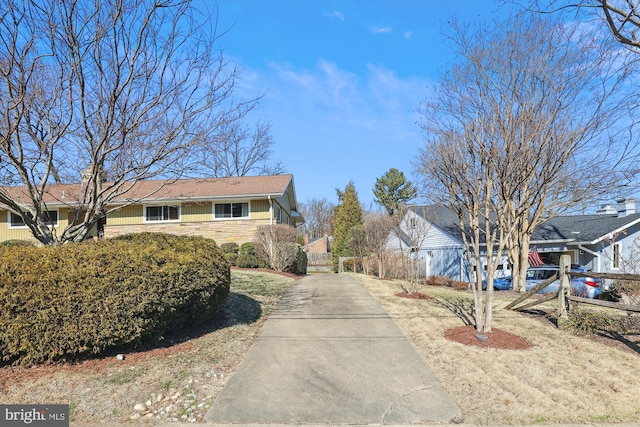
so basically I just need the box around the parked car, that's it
[482,276,513,291]
[524,264,603,298]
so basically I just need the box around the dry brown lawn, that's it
[3,270,639,425]
[354,273,640,425]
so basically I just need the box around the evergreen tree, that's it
[373,168,417,215]
[332,181,364,272]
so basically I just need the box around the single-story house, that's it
[0,174,303,245]
[386,199,640,282]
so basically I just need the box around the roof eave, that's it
[589,216,640,244]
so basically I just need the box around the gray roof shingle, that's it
[411,205,640,246]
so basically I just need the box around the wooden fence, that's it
[306,252,331,266]
[505,254,640,319]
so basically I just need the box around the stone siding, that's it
[104,219,272,245]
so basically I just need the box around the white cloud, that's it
[371,25,392,34]
[234,59,430,205]
[324,10,344,21]
[269,59,361,111]
[404,30,413,40]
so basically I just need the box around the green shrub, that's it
[220,242,239,254]
[238,242,257,256]
[342,257,363,273]
[236,253,262,268]
[0,232,230,366]
[293,244,307,275]
[0,239,36,247]
[224,253,238,266]
[236,243,266,268]
[563,308,618,334]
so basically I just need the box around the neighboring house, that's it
[303,235,331,267]
[303,235,330,254]
[386,205,469,282]
[386,199,640,282]
[0,174,303,245]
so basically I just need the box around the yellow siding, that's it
[107,205,143,226]
[0,191,299,244]
[251,199,270,220]
[0,207,72,243]
[0,210,34,242]
[182,202,212,222]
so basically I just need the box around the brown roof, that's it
[0,174,297,207]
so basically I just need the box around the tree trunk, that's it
[513,238,531,293]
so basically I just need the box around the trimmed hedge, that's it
[224,252,238,266]
[220,242,239,254]
[0,233,230,366]
[237,242,268,268]
[238,242,257,256]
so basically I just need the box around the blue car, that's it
[482,276,513,291]
[524,265,603,298]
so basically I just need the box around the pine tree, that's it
[373,168,417,215]
[332,181,363,272]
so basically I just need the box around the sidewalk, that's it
[203,273,462,425]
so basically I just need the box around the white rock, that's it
[133,403,147,413]
[129,413,141,420]
[145,400,152,408]
[116,354,125,361]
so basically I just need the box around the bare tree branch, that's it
[416,12,638,332]
[0,0,260,244]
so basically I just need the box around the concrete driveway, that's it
[204,273,462,425]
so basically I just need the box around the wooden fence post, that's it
[558,255,571,320]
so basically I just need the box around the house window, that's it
[145,205,180,222]
[9,210,58,228]
[613,243,621,269]
[214,202,249,219]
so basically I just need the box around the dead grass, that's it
[354,273,640,425]
[0,270,295,424]
[4,270,639,425]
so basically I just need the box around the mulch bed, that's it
[445,325,532,350]
[395,291,434,300]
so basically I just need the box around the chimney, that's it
[82,164,108,183]
[596,204,616,215]
[616,198,636,217]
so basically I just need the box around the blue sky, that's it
[210,0,517,208]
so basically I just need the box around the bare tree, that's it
[254,224,298,272]
[363,211,395,278]
[398,207,432,294]
[299,197,336,240]
[348,224,369,274]
[416,13,637,332]
[199,119,285,177]
[536,1,640,50]
[0,0,257,244]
